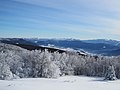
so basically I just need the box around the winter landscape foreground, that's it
[0,76,120,90]
[0,41,120,90]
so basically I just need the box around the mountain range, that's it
[0,38,120,56]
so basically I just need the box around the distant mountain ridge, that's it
[0,38,120,56]
[82,39,120,47]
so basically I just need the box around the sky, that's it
[0,0,120,40]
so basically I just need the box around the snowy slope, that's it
[0,76,120,90]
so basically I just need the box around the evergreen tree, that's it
[105,65,117,80]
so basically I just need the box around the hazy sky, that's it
[0,0,120,40]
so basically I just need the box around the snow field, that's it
[0,76,120,90]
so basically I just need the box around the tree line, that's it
[0,43,120,80]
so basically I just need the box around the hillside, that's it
[0,42,120,80]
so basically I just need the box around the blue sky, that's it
[0,0,120,40]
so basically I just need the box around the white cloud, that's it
[12,0,120,39]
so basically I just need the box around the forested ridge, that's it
[0,43,120,80]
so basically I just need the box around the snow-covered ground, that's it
[0,76,120,90]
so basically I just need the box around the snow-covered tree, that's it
[105,65,117,80]
[42,61,61,78]
[0,62,13,80]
